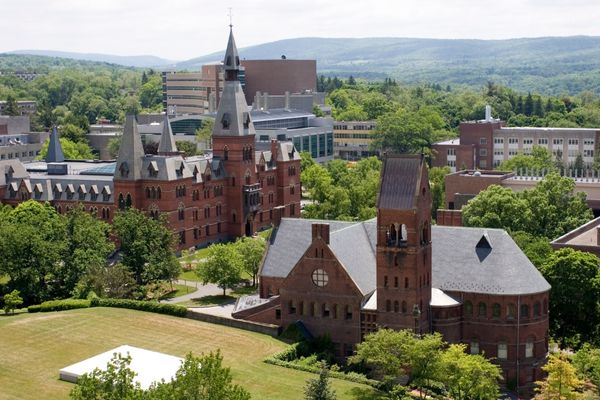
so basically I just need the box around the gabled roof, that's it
[376,154,423,210]
[262,218,377,295]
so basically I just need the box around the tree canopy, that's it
[196,243,244,295]
[38,137,95,160]
[112,209,179,286]
[463,173,592,240]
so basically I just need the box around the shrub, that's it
[91,298,187,317]
[28,299,91,313]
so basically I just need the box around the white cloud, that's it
[0,0,599,60]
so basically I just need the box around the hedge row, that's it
[28,299,91,313]
[90,298,187,317]
[27,298,187,318]
[265,345,378,387]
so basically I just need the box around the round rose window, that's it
[312,269,329,287]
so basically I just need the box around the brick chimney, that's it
[312,223,330,244]
[270,139,278,162]
[272,205,284,227]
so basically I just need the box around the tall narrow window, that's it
[498,342,508,360]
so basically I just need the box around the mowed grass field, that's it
[0,307,380,400]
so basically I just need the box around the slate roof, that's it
[115,115,145,180]
[262,218,377,295]
[157,114,178,154]
[261,220,550,297]
[46,127,65,163]
[431,226,550,295]
[376,155,422,210]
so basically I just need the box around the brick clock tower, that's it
[375,155,432,333]
[211,27,261,237]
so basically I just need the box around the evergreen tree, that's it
[347,75,356,86]
[304,362,337,400]
[524,92,534,116]
[4,93,20,116]
[534,96,544,117]
[141,71,148,85]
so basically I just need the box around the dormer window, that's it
[78,184,87,200]
[243,112,250,129]
[66,184,75,200]
[148,161,158,178]
[226,56,232,66]
[221,113,230,129]
[119,162,129,178]
[193,166,199,180]
[176,163,185,177]
[102,186,111,202]
[34,183,43,199]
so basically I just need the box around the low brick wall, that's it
[186,309,281,337]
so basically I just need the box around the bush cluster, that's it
[266,344,377,387]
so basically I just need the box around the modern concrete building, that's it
[432,106,600,172]
[235,154,550,392]
[0,116,47,162]
[333,121,379,160]
[241,59,316,106]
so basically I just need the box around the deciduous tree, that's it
[535,354,583,400]
[3,289,23,314]
[236,236,266,286]
[196,243,243,295]
[112,209,179,286]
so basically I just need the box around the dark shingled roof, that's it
[261,220,550,297]
[431,226,550,295]
[377,155,422,210]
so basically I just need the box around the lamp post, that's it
[412,304,421,336]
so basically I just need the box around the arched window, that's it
[386,300,391,312]
[526,337,535,358]
[394,301,399,313]
[533,302,541,317]
[400,224,408,242]
[157,187,161,199]
[223,146,229,161]
[388,224,397,245]
[478,302,487,317]
[507,304,516,319]
[497,342,508,360]
[521,304,530,318]
[464,301,473,317]
[125,194,132,208]
[401,301,407,313]
[492,303,501,318]
[118,193,125,210]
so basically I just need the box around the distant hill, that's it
[5,36,600,94]
[177,36,600,95]
[6,50,176,68]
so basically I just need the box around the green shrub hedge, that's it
[90,298,187,317]
[28,299,91,313]
[27,298,187,318]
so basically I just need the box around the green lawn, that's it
[158,283,197,300]
[0,308,380,400]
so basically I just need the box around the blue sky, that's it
[1,0,599,60]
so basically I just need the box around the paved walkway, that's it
[161,280,224,304]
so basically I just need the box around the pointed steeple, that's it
[46,126,65,162]
[158,114,178,155]
[212,27,255,137]
[223,26,241,79]
[115,115,144,180]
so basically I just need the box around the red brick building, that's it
[235,154,550,391]
[0,28,301,249]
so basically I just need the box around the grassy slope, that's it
[0,308,378,400]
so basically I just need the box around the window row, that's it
[470,337,537,360]
[287,300,353,320]
[179,223,223,244]
[463,299,547,319]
